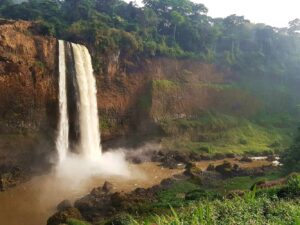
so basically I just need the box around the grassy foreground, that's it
[67,195,300,225]
[66,173,300,225]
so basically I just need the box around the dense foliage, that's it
[1,0,300,76]
[283,128,300,172]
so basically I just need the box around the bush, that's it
[66,219,91,225]
[104,213,134,225]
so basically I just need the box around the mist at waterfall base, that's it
[54,40,130,185]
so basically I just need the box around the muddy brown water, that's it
[0,162,182,225]
[0,159,272,225]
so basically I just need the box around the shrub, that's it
[66,219,91,225]
[104,213,134,225]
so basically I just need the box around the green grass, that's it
[144,197,300,225]
[159,112,294,155]
[155,180,199,208]
[221,171,284,192]
[152,79,180,93]
[66,219,91,225]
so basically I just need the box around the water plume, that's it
[56,40,130,181]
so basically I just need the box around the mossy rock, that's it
[104,213,133,225]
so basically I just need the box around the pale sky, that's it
[129,0,300,28]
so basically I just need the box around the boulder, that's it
[102,181,113,193]
[104,213,133,225]
[215,161,237,177]
[225,153,236,158]
[189,152,202,162]
[110,192,127,208]
[207,164,215,171]
[267,155,276,162]
[160,178,175,188]
[184,162,202,178]
[213,153,226,160]
[240,156,253,163]
[47,207,83,225]
[57,200,72,211]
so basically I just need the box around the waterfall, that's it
[56,40,69,163]
[56,40,101,162]
[72,43,102,159]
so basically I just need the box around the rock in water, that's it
[102,181,113,193]
[57,200,72,211]
[47,207,83,225]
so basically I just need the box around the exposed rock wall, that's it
[0,19,262,173]
[0,20,57,171]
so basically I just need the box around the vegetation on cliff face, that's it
[1,0,299,133]
[159,113,293,155]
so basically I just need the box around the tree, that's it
[282,127,300,172]
[62,0,95,22]
[170,11,184,41]
[288,18,300,35]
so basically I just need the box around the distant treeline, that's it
[1,0,300,77]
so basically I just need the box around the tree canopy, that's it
[0,0,300,78]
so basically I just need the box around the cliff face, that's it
[0,20,263,168]
[96,57,261,139]
[0,20,57,170]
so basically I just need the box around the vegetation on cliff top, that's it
[0,0,300,77]
[1,0,299,146]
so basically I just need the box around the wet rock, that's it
[172,151,190,164]
[215,161,232,174]
[189,152,202,162]
[206,164,215,171]
[172,173,189,180]
[161,157,178,169]
[213,153,226,160]
[131,157,142,164]
[215,161,241,177]
[184,162,202,178]
[102,181,113,193]
[47,207,83,225]
[151,151,165,162]
[57,200,72,211]
[197,171,222,186]
[90,187,103,196]
[0,166,24,191]
[0,173,13,191]
[160,151,190,169]
[199,154,212,160]
[267,155,276,162]
[160,178,175,187]
[104,213,133,225]
[133,187,147,195]
[240,156,253,163]
[225,153,236,158]
[110,192,127,208]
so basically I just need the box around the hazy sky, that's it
[129,0,300,28]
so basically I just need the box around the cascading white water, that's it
[71,43,102,159]
[56,40,69,163]
[55,40,128,178]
